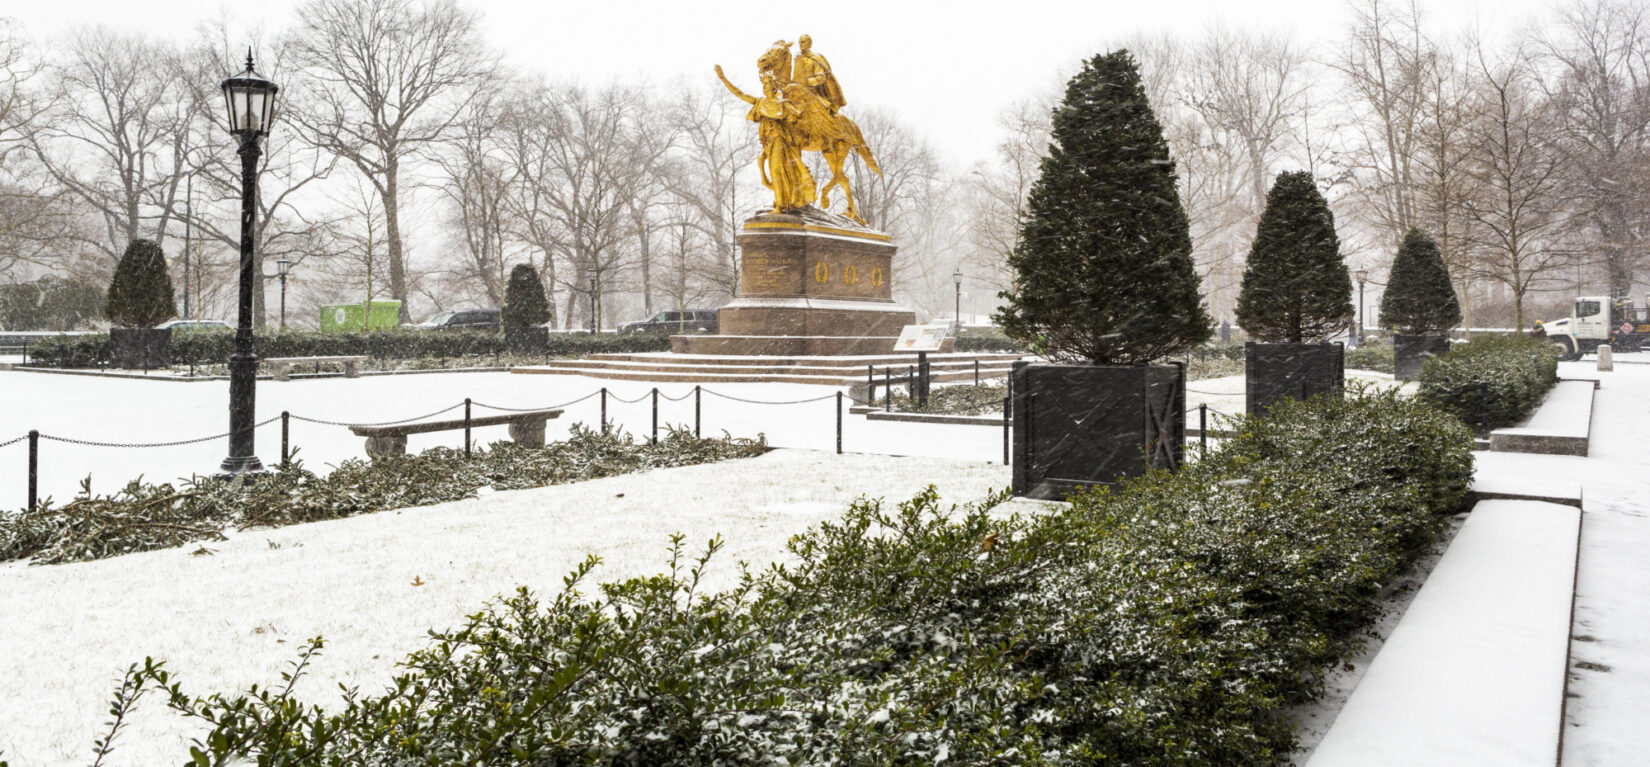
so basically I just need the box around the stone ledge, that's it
[1489,379,1596,456]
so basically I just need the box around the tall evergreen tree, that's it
[502,263,551,328]
[1235,171,1353,343]
[996,50,1210,364]
[103,238,176,328]
[1380,228,1462,334]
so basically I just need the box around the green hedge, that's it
[1417,333,1558,430]
[94,388,1471,765]
[1345,340,1396,373]
[953,327,1029,353]
[25,329,671,368]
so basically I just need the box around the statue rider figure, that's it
[792,34,845,114]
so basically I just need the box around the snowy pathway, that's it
[0,449,1031,764]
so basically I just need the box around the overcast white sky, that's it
[10,0,1555,164]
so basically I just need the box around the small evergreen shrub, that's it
[91,389,1471,765]
[1417,334,1559,430]
[103,239,177,328]
[1236,172,1353,343]
[996,49,1210,364]
[1345,339,1396,373]
[1380,229,1462,335]
[502,263,551,327]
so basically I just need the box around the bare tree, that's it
[30,27,189,264]
[1412,37,1484,330]
[286,0,497,322]
[1184,24,1311,210]
[1334,0,1435,243]
[1463,38,1574,333]
[1540,0,1650,300]
[434,91,515,307]
[963,94,1053,298]
[667,80,759,301]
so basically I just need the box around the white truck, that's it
[1532,295,1650,360]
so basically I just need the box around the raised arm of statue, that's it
[714,65,757,105]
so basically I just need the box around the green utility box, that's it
[320,301,401,332]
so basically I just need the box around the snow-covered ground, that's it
[0,449,1041,764]
[2,357,1642,765]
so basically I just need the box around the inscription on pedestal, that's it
[741,252,797,295]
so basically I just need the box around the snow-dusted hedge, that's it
[78,387,1471,766]
[1417,333,1559,430]
[0,426,766,566]
[25,328,670,368]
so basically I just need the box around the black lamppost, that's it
[586,267,597,334]
[275,258,292,330]
[1354,268,1369,348]
[952,267,963,333]
[218,52,278,476]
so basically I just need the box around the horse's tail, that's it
[842,116,882,175]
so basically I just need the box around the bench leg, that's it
[272,363,291,382]
[344,361,359,378]
[509,417,547,448]
[364,434,407,460]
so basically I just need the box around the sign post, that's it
[893,324,949,407]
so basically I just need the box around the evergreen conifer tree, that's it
[103,238,177,328]
[1235,171,1353,343]
[502,263,551,327]
[995,50,1210,364]
[1380,228,1462,334]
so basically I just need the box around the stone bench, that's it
[265,355,369,381]
[348,408,563,459]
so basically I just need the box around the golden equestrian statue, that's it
[715,36,880,224]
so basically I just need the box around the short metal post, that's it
[651,388,659,445]
[975,359,980,386]
[694,385,701,438]
[1002,396,1011,466]
[867,365,875,404]
[464,397,473,457]
[917,351,930,408]
[600,387,608,434]
[28,429,39,512]
[1199,403,1208,456]
[884,369,891,411]
[281,411,291,465]
[836,391,843,454]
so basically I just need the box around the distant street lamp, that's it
[275,258,292,330]
[218,51,278,477]
[586,267,598,334]
[952,268,964,333]
[1354,268,1370,349]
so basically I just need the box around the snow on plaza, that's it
[0,357,1643,764]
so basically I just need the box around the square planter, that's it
[1011,361,1185,501]
[109,327,172,369]
[504,326,549,355]
[1246,341,1344,414]
[1394,334,1451,381]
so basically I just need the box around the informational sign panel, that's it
[893,323,948,352]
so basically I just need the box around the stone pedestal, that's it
[673,208,919,356]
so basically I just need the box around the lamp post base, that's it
[217,455,266,477]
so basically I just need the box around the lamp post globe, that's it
[218,51,278,476]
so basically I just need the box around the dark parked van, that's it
[618,310,718,335]
[415,309,501,331]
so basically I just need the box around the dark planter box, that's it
[1394,334,1451,381]
[109,327,172,369]
[1011,361,1185,501]
[1246,341,1344,414]
[504,326,549,355]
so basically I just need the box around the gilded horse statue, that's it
[716,39,881,224]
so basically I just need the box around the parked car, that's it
[154,319,232,331]
[411,309,501,332]
[618,310,718,335]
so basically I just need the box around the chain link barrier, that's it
[0,433,28,449]
[703,389,840,406]
[471,390,602,413]
[288,402,466,428]
[37,415,283,449]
